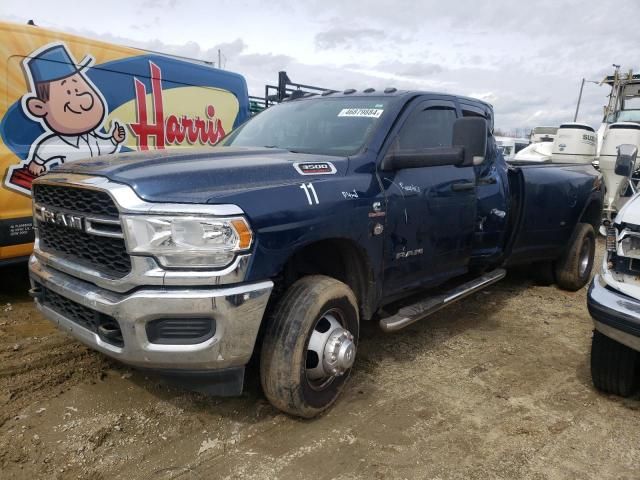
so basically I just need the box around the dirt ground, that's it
[1,243,639,480]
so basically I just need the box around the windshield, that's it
[616,110,640,123]
[221,97,392,156]
[532,127,558,135]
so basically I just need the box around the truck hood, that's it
[51,147,348,203]
[615,191,640,226]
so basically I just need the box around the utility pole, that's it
[574,78,585,122]
[218,49,222,70]
[574,78,601,122]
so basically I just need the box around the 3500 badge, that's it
[294,162,337,175]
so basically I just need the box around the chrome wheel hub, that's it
[579,239,591,277]
[323,329,356,375]
[306,311,356,386]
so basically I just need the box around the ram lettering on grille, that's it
[34,185,131,278]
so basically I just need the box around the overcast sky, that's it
[2,0,639,133]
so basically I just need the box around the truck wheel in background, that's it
[260,275,359,418]
[554,223,595,291]
[591,330,640,397]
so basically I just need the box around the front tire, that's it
[260,275,359,418]
[554,223,595,291]
[591,330,640,397]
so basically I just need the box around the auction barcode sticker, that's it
[338,108,384,118]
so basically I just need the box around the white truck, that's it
[588,145,640,396]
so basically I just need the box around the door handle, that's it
[451,182,476,192]
[477,177,497,185]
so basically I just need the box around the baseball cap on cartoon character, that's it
[22,44,125,176]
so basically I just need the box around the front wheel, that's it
[260,275,359,418]
[591,330,640,397]
[554,223,595,291]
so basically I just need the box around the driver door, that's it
[381,99,477,297]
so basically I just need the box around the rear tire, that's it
[591,330,640,397]
[260,275,359,418]
[554,223,595,291]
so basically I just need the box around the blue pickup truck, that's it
[28,89,603,417]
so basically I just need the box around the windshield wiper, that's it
[263,145,303,154]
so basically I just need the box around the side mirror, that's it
[453,117,487,166]
[386,147,464,170]
[614,144,638,177]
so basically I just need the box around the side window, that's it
[397,107,456,150]
[462,106,493,134]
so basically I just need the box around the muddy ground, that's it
[1,243,639,479]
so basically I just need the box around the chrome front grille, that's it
[33,184,119,218]
[31,174,250,290]
[38,222,131,277]
[33,184,131,279]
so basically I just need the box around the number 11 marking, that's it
[300,183,320,205]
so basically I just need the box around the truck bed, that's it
[506,162,601,265]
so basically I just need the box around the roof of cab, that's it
[286,88,493,112]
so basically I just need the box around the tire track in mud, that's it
[0,334,111,428]
[2,243,640,479]
[0,264,112,428]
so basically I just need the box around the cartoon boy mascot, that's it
[18,44,125,179]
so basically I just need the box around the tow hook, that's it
[28,286,44,301]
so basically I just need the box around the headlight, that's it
[122,215,252,268]
[618,229,640,259]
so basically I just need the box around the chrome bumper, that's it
[588,274,640,352]
[29,256,273,371]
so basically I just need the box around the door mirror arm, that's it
[383,146,464,170]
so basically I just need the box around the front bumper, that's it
[587,274,640,352]
[29,255,273,372]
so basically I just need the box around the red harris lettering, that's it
[129,61,226,150]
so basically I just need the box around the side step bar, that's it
[379,268,506,333]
